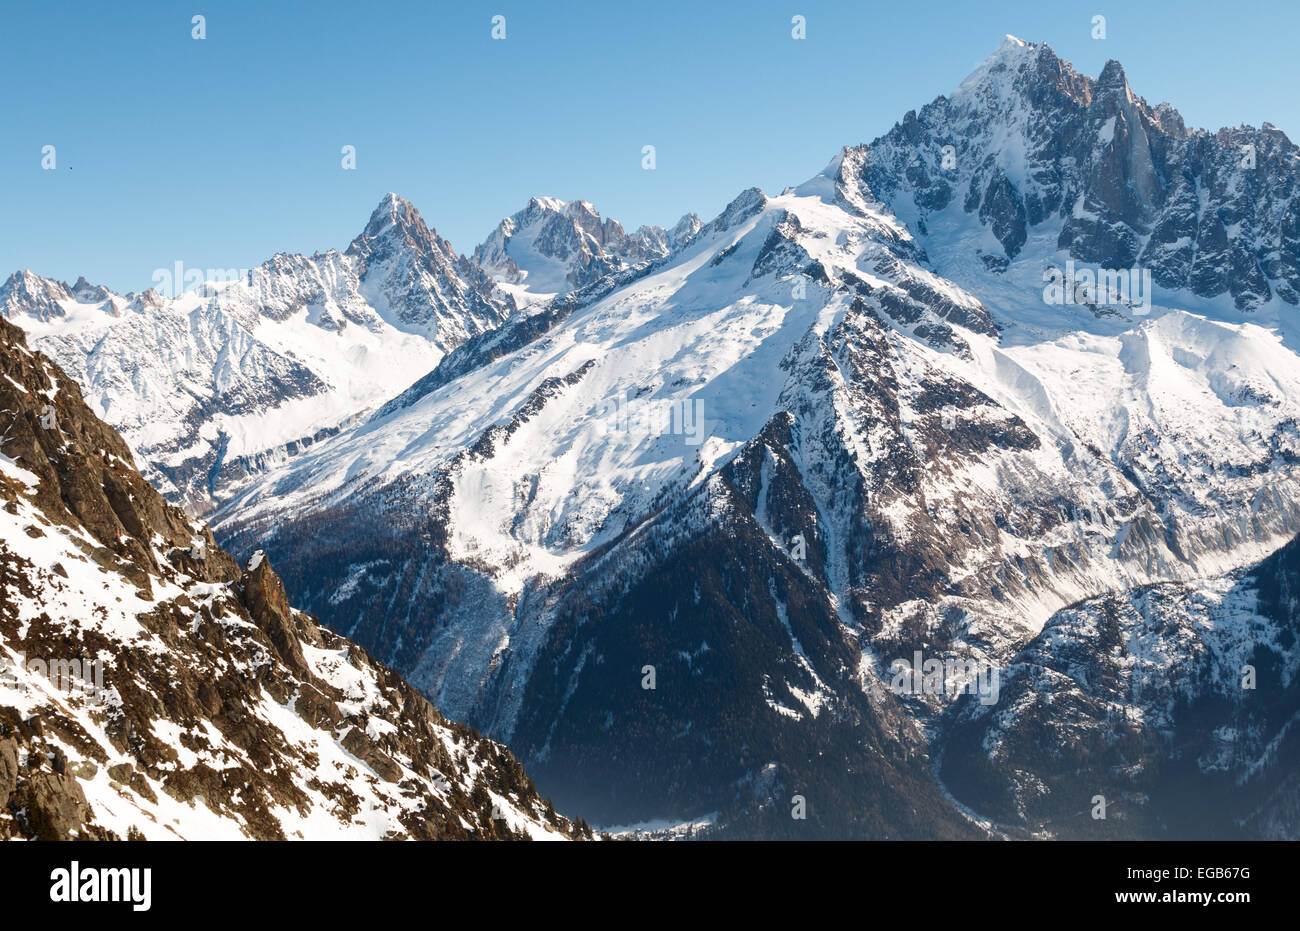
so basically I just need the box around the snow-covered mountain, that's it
[10,36,1300,839]
[852,35,1300,316]
[217,166,1300,834]
[212,38,1300,838]
[473,196,700,302]
[0,316,584,840]
[0,194,514,513]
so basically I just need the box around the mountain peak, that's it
[0,270,71,321]
[69,275,114,304]
[347,193,459,270]
[3,269,55,290]
[954,34,1041,96]
[472,196,673,295]
[525,195,566,214]
[341,194,515,344]
[1096,58,1133,100]
[358,193,420,240]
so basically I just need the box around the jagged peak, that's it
[358,192,422,239]
[525,194,567,214]
[0,270,73,320]
[69,276,114,303]
[347,193,456,268]
[563,198,599,218]
[2,269,64,293]
[948,35,1125,116]
[474,195,662,273]
[726,186,767,211]
[1098,58,1127,86]
[502,196,609,229]
[670,211,701,236]
[700,187,768,237]
[1096,58,1133,101]
[953,34,1041,97]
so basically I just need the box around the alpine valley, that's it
[5,36,1300,840]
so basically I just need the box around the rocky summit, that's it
[856,36,1300,311]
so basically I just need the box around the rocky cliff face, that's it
[345,193,515,339]
[0,318,583,840]
[853,36,1300,310]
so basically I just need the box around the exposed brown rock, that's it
[0,317,584,841]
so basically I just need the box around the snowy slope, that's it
[225,180,1300,651]
[0,316,581,840]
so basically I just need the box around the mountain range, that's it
[4,35,1299,839]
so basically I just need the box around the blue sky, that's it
[4,0,1298,294]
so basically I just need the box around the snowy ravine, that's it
[0,317,584,840]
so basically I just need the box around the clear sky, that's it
[3,0,1298,294]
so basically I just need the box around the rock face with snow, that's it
[852,35,1300,311]
[345,193,513,339]
[473,196,699,299]
[940,534,1300,839]
[0,317,583,840]
[0,195,513,513]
